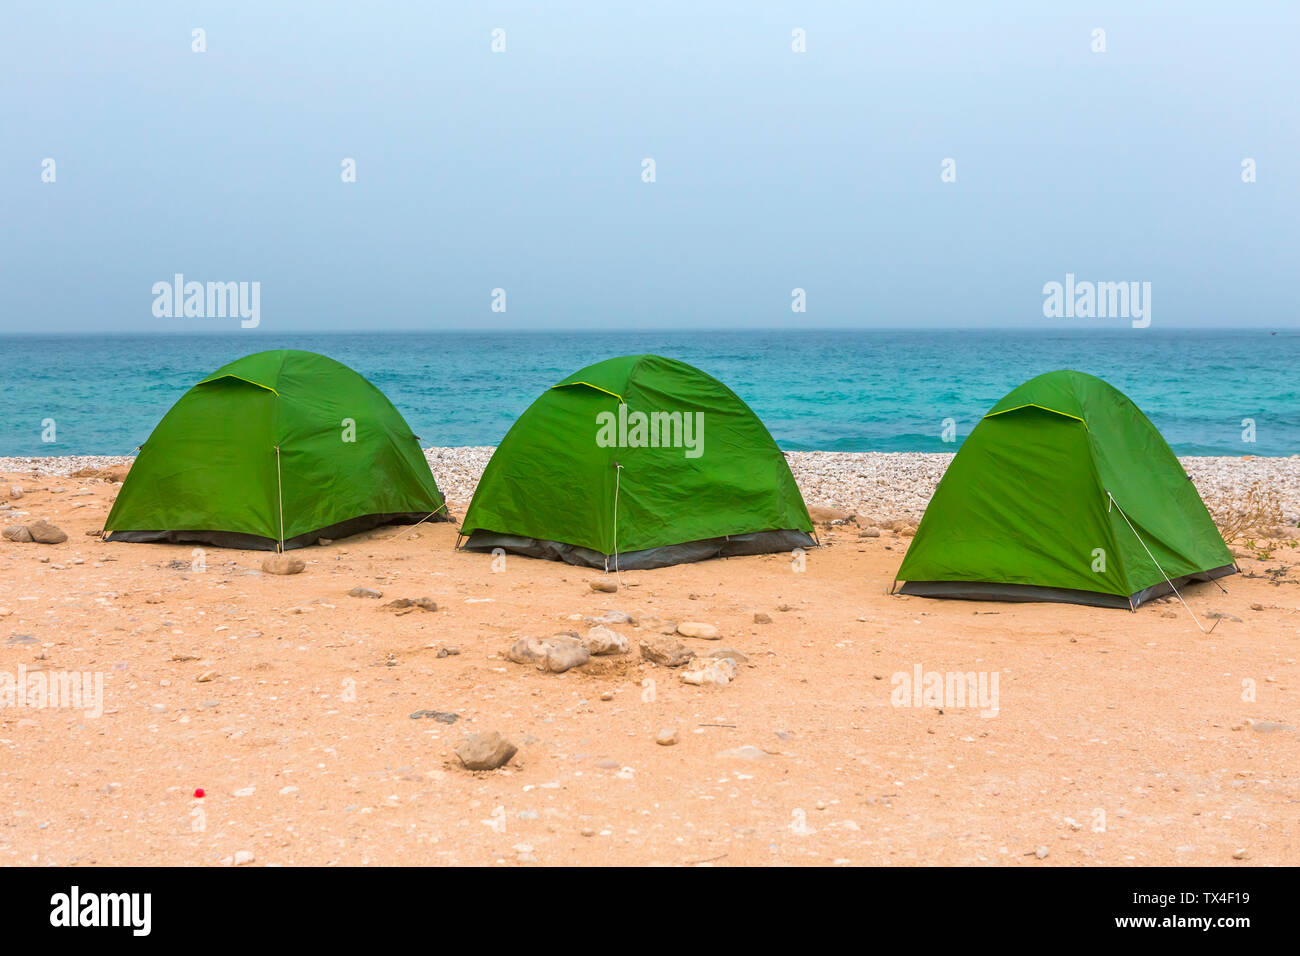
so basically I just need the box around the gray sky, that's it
[3,1,1297,332]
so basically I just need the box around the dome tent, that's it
[104,350,449,550]
[896,370,1235,609]
[459,354,815,570]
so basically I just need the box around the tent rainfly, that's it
[459,354,815,570]
[895,370,1236,610]
[104,349,448,550]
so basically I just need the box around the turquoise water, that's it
[0,330,1296,457]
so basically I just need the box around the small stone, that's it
[348,586,382,598]
[196,671,216,683]
[591,609,637,626]
[639,634,695,667]
[455,731,518,771]
[753,612,772,624]
[677,622,721,640]
[580,827,596,837]
[0,608,12,617]
[1034,846,1049,859]
[545,637,590,673]
[859,527,881,538]
[582,625,629,656]
[655,728,678,746]
[589,579,618,593]
[599,691,614,701]
[707,647,749,664]
[8,486,22,499]
[262,555,305,575]
[233,850,255,866]
[507,636,551,665]
[1232,848,1248,860]
[28,519,69,545]
[410,710,459,723]
[681,657,737,686]
[144,593,164,604]
[2,525,32,543]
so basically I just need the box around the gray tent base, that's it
[899,564,1237,610]
[104,509,452,552]
[461,528,816,571]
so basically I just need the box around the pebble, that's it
[681,657,738,686]
[656,728,678,746]
[582,625,629,656]
[753,612,772,624]
[384,596,437,611]
[707,647,749,664]
[1035,846,1049,859]
[455,731,518,771]
[410,710,459,723]
[507,636,552,665]
[196,671,216,683]
[262,555,305,575]
[677,621,721,640]
[8,486,22,499]
[28,519,68,544]
[233,850,255,866]
[348,586,382,598]
[589,609,637,626]
[589,580,618,593]
[2,525,33,543]
[545,637,590,673]
[639,634,695,667]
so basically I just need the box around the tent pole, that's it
[275,445,285,554]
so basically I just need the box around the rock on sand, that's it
[27,519,67,544]
[640,634,695,667]
[262,555,305,575]
[455,731,518,771]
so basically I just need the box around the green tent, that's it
[104,350,448,550]
[896,370,1235,609]
[459,354,815,569]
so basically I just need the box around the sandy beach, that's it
[1,449,1297,866]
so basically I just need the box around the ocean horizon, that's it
[2,328,1297,458]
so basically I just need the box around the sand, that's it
[0,452,1296,866]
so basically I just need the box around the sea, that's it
[0,329,1296,458]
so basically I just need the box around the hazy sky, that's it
[3,1,1298,333]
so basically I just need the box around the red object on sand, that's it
[194,788,205,798]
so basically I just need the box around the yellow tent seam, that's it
[551,381,624,403]
[983,403,1087,428]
